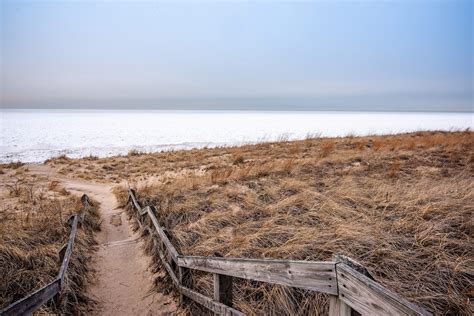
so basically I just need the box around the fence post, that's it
[213,273,233,307]
[331,254,355,316]
[328,295,352,316]
[178,266,192,306]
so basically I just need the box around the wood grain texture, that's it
[329,296,352,316]
[179,285,245,316]
[178,256,337,295]
[336,263,431,316]
[333,254,375,280]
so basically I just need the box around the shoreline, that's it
[2,129,472,164]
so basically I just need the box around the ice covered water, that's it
[1,109,472,163]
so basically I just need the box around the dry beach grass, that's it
[26,131,474,314]
[0,165,101,314]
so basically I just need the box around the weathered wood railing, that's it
[0,195,91,316]
[128,189,431,316]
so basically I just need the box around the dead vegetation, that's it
[41,131,474,314]
[2,161,25,169]
[0,170,101,314]
[107,131,474,315]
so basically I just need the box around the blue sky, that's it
[1,1,472,111]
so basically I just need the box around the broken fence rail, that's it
[128,189,431,316]
[0,195,91,316]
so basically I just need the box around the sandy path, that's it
[30,165,178,315]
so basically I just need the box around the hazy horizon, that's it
[2,110,472,163]
[1,1,472,112]
[1,98,472,113]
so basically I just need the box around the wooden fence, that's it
[128,189,432,316]
[0,195,91,316]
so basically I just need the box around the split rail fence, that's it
[0,195,91,316]
[128,189,432,316]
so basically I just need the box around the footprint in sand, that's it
[110,213,122,226]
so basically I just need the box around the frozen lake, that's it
[1,110,472,163]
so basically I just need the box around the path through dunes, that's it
[30,165,178,315]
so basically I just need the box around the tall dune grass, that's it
[0,178,100,314]
[114,131,474,315]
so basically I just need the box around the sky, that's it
[0,1,472,111]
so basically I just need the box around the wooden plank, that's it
[214,273,233,307]
[329,296,352,316]
[178,266,192,306]
[333,254,375,280]
[58,215,79,286]
[128,189,141,211]
[336,263,431,316]
[0,279,60,316]
[80,194,90,223]
[136,216,143,229]
[179,285,245,316]
[160,252,179,286]
[178,256,337,295]
[139,205,149,216]
[146,206,179,262]
[152,234,179,286]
